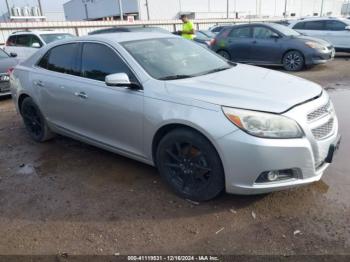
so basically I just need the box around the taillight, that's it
[7,67,14,75]
[210,38,217,46]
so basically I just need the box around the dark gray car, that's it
[0,49,18,97]
[210,23,335,71]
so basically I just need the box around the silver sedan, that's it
[10,33,340,201]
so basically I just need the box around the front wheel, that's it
[282,50,305,71]
[156,128,225,202]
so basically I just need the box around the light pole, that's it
[118,0,124,20]
[320,0,324,16]
[227,0,229,18]
[284,0,288,18]
[145,0,150,20]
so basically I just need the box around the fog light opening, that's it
[267,171,279,182]
[255,169,299,184]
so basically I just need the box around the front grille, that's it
[307,101,331,122]
[311,118,334,140]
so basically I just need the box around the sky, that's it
[0,0,347,21]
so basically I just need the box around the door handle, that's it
[34,80,44,87]
[74,91,88,99]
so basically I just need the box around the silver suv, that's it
[4,30,74,60]
[10,33,340,201]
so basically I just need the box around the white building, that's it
[63,0,346,21]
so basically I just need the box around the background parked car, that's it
[211,23,334,71]
[288,17,350,52]
[0,48,18,97]
[89,26,170,35]
[194,30,216,47]
[209,25,232,34]
[4,31,75,60]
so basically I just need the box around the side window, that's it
[253,27,275,39]
[304,21,325,30]
[229,27,251,38]
[45,43,80,75]
[81,43,135,82]
[6,35,17,46]
[15,35,31,47]
[293,22,305,30]
[30,35,43,48]
[325,20,346,31]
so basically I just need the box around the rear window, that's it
[229,27,251,38]
[39,43,80,76]
[6,35,17,46]
[304,21,325,30]
[39,33,74,44]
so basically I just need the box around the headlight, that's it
[222,107,304,139]
[305,41,326,51]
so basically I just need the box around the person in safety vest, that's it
[178,14,195,40]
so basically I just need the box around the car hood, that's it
[0,58,19,73]
[291,35,331,46]
[165,64,322,113]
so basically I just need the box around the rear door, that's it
[225,26,253,62]
[33,43,81,130]
[324,20,350,49]
[249,26,283,64]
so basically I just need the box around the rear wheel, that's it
[217,50,231,60]
[283,50,305,71]
[21,97,54,142]
[156,128,225,202]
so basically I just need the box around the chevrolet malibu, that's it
[10,33,340,201]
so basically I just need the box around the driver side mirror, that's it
[105,73,141,90]
[31,42,41,48]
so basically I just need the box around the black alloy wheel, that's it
[156,128,224,201]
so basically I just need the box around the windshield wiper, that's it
[197,65,232,76]
[158,75,193,80]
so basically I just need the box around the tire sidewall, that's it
[156,128,225,202]
[21,97,47,142]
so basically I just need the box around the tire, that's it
[156,128,225,202]
[21,97,54,142]
[282,50,305,71]
[217,50,231,60]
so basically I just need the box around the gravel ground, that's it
[0,54,349,256]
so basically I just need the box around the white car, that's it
[288,17,350,52]
[4,30,74,60]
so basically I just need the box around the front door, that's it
[249,26,283,64]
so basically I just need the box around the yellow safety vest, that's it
[182,21,195,40]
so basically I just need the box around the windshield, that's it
[122,38,233,80]
[40,33,74,44]
[0,49,9,59]
[269,23,300,36]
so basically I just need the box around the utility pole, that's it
[227,0,229,18]
[320,0,324,16]
[37,0,43,16]
[284,0,288,18]
[5,0,10,20]
[145,0,150,20]
[118,0,124,20]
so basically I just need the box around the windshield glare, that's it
[122,38,231,80]
[40,33,74,44]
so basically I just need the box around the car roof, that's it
[10,30,71,36]
[288,17,350,26]
[72,32,177,43]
